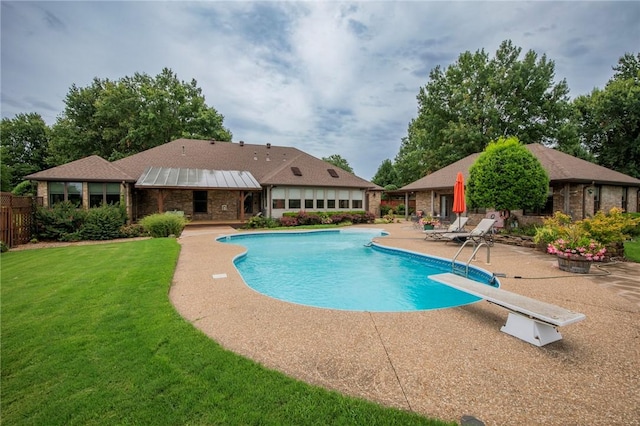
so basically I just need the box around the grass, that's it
[1,239,450,425]
[624,238,640,262]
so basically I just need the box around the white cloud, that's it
[2,1,638,180]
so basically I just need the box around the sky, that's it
[2,1,639,180]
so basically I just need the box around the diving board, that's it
[430,273,586,346]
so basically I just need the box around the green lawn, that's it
[624,238,640,262]
[1,239,450,425]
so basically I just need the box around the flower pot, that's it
[557,256,592,274]
[423,224,434,230]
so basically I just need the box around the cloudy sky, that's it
[2,1,638,179]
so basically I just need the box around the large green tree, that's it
[467,137,549,211]
[395,40,573,185]
[48,68,232,165]
[322,154,354,173]
[371,159,399,188]
[572,53,640,178]
[0,113,51,191]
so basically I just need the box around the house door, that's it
[193,191,208,213]
[440,195,453,221]
[244,193,254,214]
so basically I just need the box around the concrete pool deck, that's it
[170,223,640,425]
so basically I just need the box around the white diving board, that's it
[430,273,586,346]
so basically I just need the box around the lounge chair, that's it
[441,218,496,246]
[423,216,469,240]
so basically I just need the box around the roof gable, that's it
[25,155,134,182]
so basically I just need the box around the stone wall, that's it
[135,189,240,221]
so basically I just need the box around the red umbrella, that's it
[453,172,466,215]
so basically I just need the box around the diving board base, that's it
[500,312,563,347]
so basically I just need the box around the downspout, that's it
[564,183,570,217]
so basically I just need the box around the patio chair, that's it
[423,216,469,240]
[441,218,496,246]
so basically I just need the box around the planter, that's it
[423,224,434,230]
[557,256,592,274]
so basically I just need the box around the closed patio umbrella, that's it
[453,172,466,223]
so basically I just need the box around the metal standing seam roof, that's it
[135,167,262,189]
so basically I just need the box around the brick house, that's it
[398,143,640,226]
[26,138,383,222]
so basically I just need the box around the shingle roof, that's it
[27,139,381,190]
[112,139,379,189]
[25,155,135,182]
[400,143,640,191]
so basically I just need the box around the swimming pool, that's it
[219,228,498,312]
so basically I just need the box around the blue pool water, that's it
[220,229,495,312]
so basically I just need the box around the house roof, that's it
[27,139,381,190]
[136,167,261,190]
[113,139,379,189]
[25,155,135,182]
[400,143,640,191]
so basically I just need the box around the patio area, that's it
[170,222,640,425]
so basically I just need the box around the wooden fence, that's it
[0,192,42,247]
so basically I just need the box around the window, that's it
[352,190,363,209]
[316,189,324,208]
[272,188,285,209]
[49,182,82,207]
[523,196,553,216]
[288,188,301,209]
[193,191,208,213]
[304,189,314,209]
[327,190,336,209]
[339,190,350,209]
[89,182,120,207]
[593,186,601,214]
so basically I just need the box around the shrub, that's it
[81,204,127,240]
[140,213,187,238]
[119,223,148,238]
[35,201,87,241]
[380,205,392,216]
[1,240,8,253]
[580,207,640,245]
[278,216,298,227]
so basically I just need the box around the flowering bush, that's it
[547,226,606,261]
[419,216,440,227]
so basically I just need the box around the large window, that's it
[89,182,120,207]
[316,189,324,208]
[272,188,285,209]
[338,190,350,209]
[327,190,336,209]
[49,182,82,207]
[304,189,314,209]
[351,190,363,209]
[288,188,301,209]
[523,195,554,216]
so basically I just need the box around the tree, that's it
[322,154,354,173]
[371,159,399,187]
[395,40,573,183]
[467,137,549,211]
[48,68,232,165]
[0,113,50,190]
[572,53,640,178]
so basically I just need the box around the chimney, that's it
[239,140,245,147]
[266,143,271,149]
[209,139,215,144]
